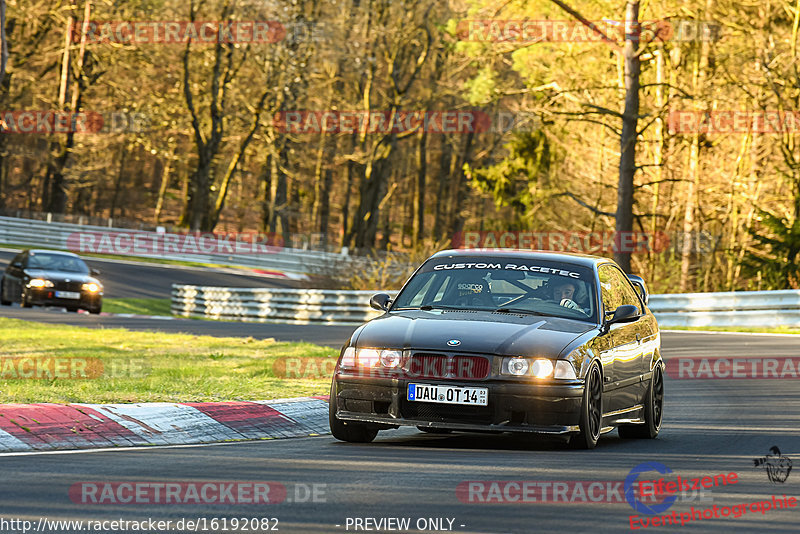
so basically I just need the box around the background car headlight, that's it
[506,357,529,376]
[82,282,101,292]
[28,279,53,288]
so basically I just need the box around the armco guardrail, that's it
[0,215,374,278]
[172,286,800,327]
[648,290,800,327]
[171,286,390,325]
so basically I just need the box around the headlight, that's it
[379,350,402,368]
[28,279,53,288]
[340,348,403,369]
[506,357,529,376]
[501,357,577,380]
[530,359,554,379]
[82,282,101,292]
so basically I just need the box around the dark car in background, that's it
[330,250,663,449]
[0,250,103,314]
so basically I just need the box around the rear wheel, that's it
[570,362,603,449]
[619,364,664,439]
[329,382,379,443]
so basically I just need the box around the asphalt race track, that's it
[1,252,798,532]
[0,250,300,298]
[0,332,798,533]
[0,250,358,345]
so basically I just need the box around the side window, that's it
[598,265,641,315]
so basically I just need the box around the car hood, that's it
[354,309,595,358]
[24,269,97,284]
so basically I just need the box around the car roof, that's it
[429,248,614,268]
[27,249,82,258]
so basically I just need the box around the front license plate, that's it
[55,291,80,299]
[407,383,488,406]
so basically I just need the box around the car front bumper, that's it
[332,375,585,434]
[26,288,102,309]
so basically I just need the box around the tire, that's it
[619,364,664,439]
[329,382,379,443]
[19,290,31,308]
[570,362,603,449]
[417,426,453,434]
[88,306,102,315]
[0,280,10,306]
[66,306,79,313]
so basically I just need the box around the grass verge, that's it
[663,326,800,335]
[102,298,172,316]
[0,318,336,404]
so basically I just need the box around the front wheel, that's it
[329,382,379,443]
[570,362,603,449]
[19,290,31,308]
[619,364,664,439]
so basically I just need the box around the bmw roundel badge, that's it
[447,339,461,347]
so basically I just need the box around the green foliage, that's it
[744,210,800,289]
[467,131,552,221]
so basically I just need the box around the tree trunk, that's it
[679,0,714,290]
[614,0,641,273]
[413,128,427,246]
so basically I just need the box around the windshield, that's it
[392,256,598,322]
[27,252,89,274]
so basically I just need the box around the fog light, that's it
[508,357,529,376]
[531,359,554,379]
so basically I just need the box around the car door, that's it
[597,264,645,414]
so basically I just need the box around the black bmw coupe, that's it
[1,249,103,314]
[329,250,663,449]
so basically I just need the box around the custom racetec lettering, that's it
[433,262,580,278]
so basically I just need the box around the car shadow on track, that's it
[333,429,647,452]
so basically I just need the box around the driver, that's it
[551,279,580,310]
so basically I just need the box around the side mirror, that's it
[627,274,649,305]
[602,304,640,334]
[90,268,101,276]
[369,293,392,311]
[11,262,22,268]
